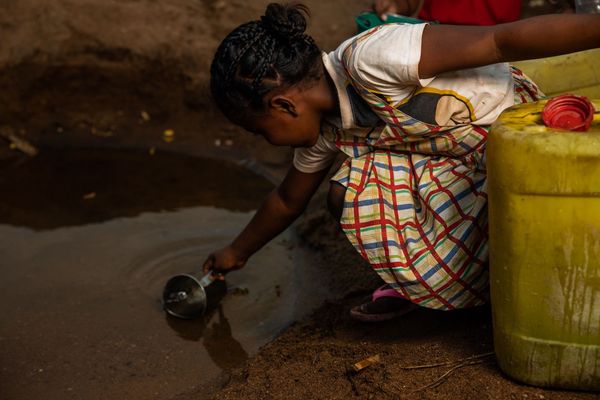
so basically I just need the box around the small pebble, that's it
[163,129,175,143]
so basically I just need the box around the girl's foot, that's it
[350,284,418,322]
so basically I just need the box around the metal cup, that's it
[162,272,226,319]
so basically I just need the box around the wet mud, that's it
[0,149,274,229]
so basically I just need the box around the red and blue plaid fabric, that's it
[327,31,542,309]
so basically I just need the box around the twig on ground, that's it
[399,351,494,370]
[0,126,38,156]
[407,358,493,394]
[385,352,496,397]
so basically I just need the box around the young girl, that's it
[204,3,600,321]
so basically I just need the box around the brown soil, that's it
[0,1,596,399]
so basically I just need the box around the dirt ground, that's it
[0,0,597,399]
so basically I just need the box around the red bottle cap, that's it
[541,94,595,132]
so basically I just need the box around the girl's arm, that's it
[419,14,600,78]
[203,163,332,275]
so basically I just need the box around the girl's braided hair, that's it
[210,3,322,126]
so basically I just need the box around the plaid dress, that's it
[325,31,542,310]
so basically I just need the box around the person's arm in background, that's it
[419,13,600,78]
[373,0,423,20]
[374,0,522,25]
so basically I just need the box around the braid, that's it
[223,26,266,83]
[251,35,276,91]
[210,3,322,127]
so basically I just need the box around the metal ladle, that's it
[162,272,225,319]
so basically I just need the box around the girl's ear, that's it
[270,95,298,117]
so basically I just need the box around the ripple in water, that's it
[0,149,320,400]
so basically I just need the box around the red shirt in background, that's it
[418,0,522,25]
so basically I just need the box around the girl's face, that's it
[247,69,338,148]
[249,104,322,148]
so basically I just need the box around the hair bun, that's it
[260,3,309,40]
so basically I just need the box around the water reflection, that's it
[165,305,249,370]
[166,311,210,342]
[204,306,249,370]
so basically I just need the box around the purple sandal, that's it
[350,284,418,322]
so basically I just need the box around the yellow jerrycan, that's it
[487,99,600,390]
[513,49,600,97]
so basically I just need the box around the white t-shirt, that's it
[293,23,515,173]
[292,133,339,173]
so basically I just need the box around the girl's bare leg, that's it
[327,182,346,221]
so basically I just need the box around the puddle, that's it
[0,149,327,400]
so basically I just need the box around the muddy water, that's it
[0,149,327,400]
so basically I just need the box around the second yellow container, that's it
[513,49,600,98]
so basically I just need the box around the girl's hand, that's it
[202,245,247,276]
[373,0,422,20]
